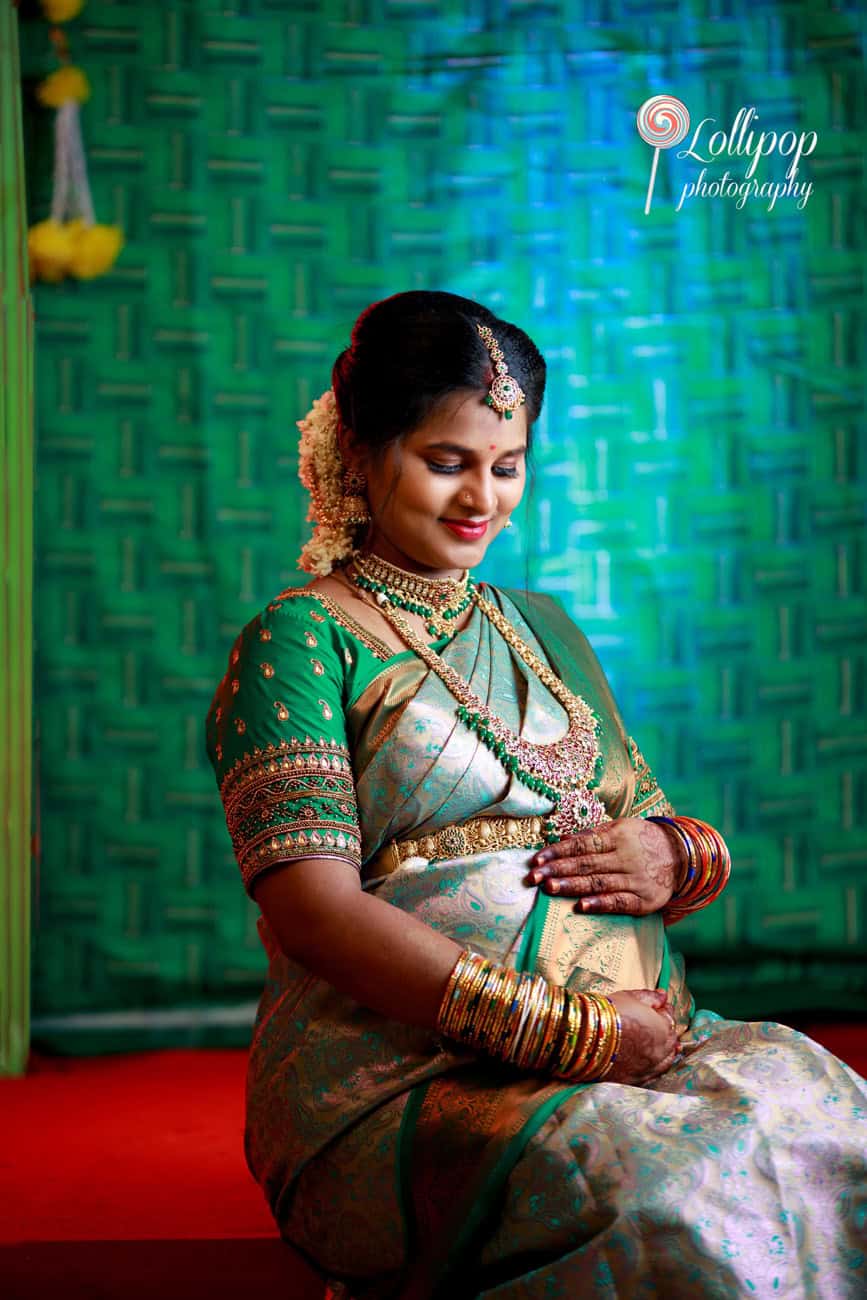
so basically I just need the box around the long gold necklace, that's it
[346,556,606,842]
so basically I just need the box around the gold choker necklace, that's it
[348,550,475,639]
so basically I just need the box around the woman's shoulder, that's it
[268,575,402,663]
[216,584,348,697]
[259,581,337,635]
[233,576,399,672]
[243,587,348,660]
[206,584,349,771]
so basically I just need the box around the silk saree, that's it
[206,583,867,1299]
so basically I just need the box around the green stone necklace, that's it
[349,549,475,639]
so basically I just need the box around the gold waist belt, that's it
[366,814,548,879]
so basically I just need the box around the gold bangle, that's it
[570,995,607,1081]
[588,998,619,1080]
[580,995,617,1081]
[533,983,559,1070]
[516,981,545,1070]
[518,979,552,1070]
[501,977,535,1066]
[459,959,495,1038]
[491,969,520,1049]
[558,992,590,1078]
[479,965,510,1046]
[564,993,599,1080]
[440,952,465,1010]
[437,951,620,1087]
[437,950,475,1036]
[473,963,500,1044]
[445,953,488,1038]
[598,1005,623,1079]
[441,952,476,1036]
[540,983,567,1070]
[553,990,578,1075]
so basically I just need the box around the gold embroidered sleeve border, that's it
[220,737,362,895]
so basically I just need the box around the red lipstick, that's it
[441,520,489,540]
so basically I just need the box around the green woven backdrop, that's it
[19,0,866,1052]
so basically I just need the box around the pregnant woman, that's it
[206,290,867,1299]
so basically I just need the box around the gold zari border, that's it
[220,736,353,801]
[628,736,675,817]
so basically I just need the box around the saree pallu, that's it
[239,589,867,1299]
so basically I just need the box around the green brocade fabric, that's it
[205,582,867,1300]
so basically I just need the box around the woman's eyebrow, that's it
[423,440,527,456]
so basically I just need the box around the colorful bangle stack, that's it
[437,950,622,1083]
[648,814,731,924]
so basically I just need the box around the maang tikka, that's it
[476,322,526,420]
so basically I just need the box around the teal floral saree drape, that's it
[206,583,867,1299]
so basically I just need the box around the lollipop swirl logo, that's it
[635,94,817,215]
[637,95,691,214]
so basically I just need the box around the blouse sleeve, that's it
[626,736,675,819]
[205,595,362,899]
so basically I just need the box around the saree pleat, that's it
[239,586,867,1299]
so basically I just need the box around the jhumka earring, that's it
[342,466,371,526]
[476,323,526,420]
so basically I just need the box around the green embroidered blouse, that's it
[205,586,455,897]
[206,584,671,899]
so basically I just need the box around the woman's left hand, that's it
[526,817,684,916]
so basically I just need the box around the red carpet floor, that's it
[2,1026,865,1300]
[1,1047,323,1300]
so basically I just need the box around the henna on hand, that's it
[635,818,677,904]
[527,818,683,916]
[605,990,680,1085]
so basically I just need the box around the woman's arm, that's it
[253,853,679,1083]
[253,856,463,1028]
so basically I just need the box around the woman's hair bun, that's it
[331,290,546,455]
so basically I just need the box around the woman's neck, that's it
[359,535,466,582]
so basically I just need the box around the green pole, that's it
[0,0,34,1076]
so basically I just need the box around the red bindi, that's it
[489,444,497,450]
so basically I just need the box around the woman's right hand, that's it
[603,989,680,1085]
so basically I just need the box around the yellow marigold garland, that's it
[35,65,90,107]
[27,3,124,284]
[40,0,85,21]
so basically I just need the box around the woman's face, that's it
[350,390,528,578]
